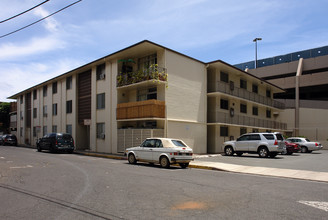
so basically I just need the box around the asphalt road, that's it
[1,146,328,220]
[197,150,328,172]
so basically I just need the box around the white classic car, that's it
[125,138,194,168]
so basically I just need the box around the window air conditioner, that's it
[99,73,106,80]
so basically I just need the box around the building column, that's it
[295,58,303,136]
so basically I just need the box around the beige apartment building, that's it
[9,40,286,154]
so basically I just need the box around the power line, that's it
[0,0,50,24]
[0,0,82,39]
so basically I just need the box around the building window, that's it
[33,127,37,137]
[43,85,47,97]
[66,76,72,90]
[266,109,271,118]
[97,123,105,139]
[96,64,106,80]
[240,127,247,135]
[20,95,23,104]
[20,127,23,136]
[66,100,72,113]
[33,90,37,100]
[66,124,72,135]
[240,103,247,113]
[220,99,229,110]
[43,126,47,136]
[53,103,57,116]
[266,89,271,98]
[20,111,23,120]
[52,125,57,133]
[220,71,229,83]
[33,108,37,118]
[43,105,47,117]
[240,79,247,90]
[97,93,105,109]
[52,82,57,94]
[252,84,258,94]
[137,87,157,101]
[220,126,228,137]
[138,54,157,70]
[252,106,258,116]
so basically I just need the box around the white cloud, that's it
[0,36,66,61]
[33,7,59,33]
[0,58,83,102]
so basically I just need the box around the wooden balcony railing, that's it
[117,99,165,120]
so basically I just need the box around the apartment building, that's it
[235,46,328,148]
[9,40,286,153]
[207,60,286,153]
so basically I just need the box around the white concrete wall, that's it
[278,108,328,149]
[164,49,207,153]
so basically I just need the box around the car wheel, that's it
[160,156,170,168]
[179,163,189,168]
[258,147,269,158]
[236,152,243,157]
[224,146,234,156]
[308,150,312,153]
[269,152,278,158]
[37,144,42,152]
[128,153,137,164]
[287,152,293,155]
[68,150,74,154]
[301,146,308,153]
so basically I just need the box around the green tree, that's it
[0,102,10,133]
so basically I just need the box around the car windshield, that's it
[275,133,284,140]
[171,140,188,148]
[57,134,72,142]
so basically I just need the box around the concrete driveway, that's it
[195,150,328,173]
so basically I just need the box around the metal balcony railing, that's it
[212,111,287,130]
[213,81,285,109]
[117,66,167,87]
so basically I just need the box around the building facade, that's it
[9,40,286,153]
[235,46,328,148]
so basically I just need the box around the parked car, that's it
[0,135,3,145]
[1,134,17,146]
[222,133,284,158]
[286,137,323,153]
[125,138,194,168]
[281,141,301,155]
[37,133,74,153]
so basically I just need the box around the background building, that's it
[235,46,328,148]
[9,40,286,153]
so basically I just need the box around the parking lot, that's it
[196,150,328,173]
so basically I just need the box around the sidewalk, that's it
[75,150,328,183]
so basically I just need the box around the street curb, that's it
[74,151,126,160]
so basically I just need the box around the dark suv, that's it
[37,133,74,153]
[1,134,17,146]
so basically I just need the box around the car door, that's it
[151,139,164,162]
[39,135,48,149]
[235,135,250,151]
[248,134,261,152]
[140,139,156,161]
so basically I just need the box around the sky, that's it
[0,0,328,102]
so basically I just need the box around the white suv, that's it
[222,133,284,158]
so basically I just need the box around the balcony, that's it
[117,99,165,120]
[210,111,287,130]
[210,81,285,109]
[117,65,167,87]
